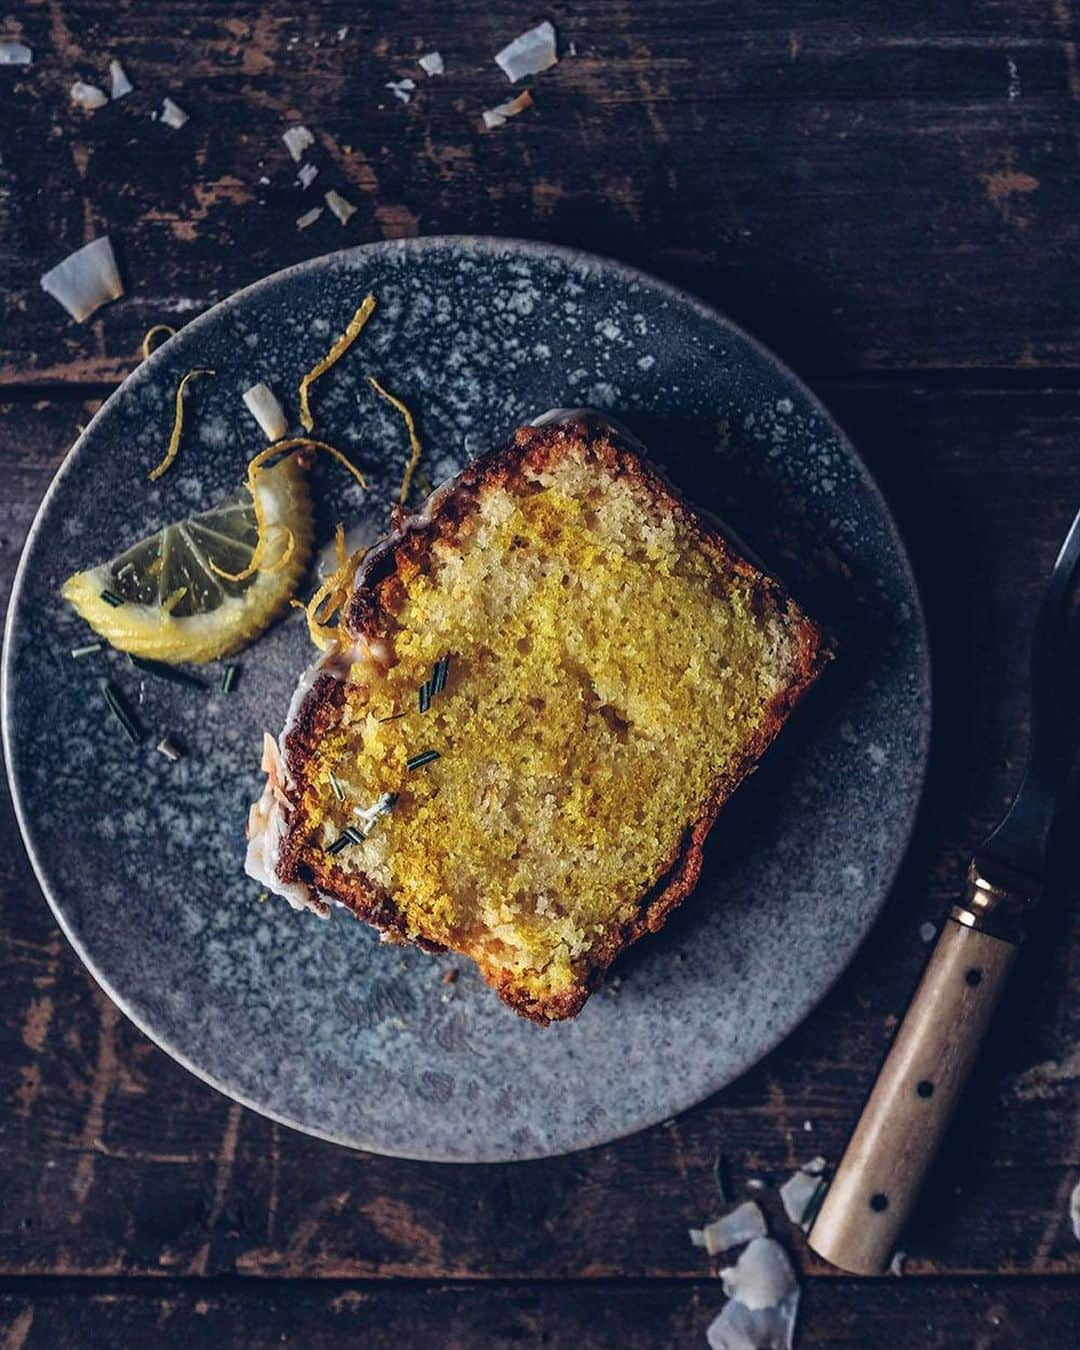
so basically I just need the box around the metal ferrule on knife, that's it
[951,856,1042,945]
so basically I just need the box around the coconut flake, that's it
[481,89,533,130]
[296,207,323,230]
[888,1249,907,1277]
[1070,1178,1080,1241]
[690,1201,768,1257]
[0,42,32,65]
[283,125,314,161]
[706,1294,800,1350]
[243,383,288,442]
[324,189,357,225]
[418,50,444,76]
[386,78,416,104]
[296,162,319,189]
[779,1169,823,1228]
[161,97,189,128]
[708,1239,800,1350]
[494,20,557,82]
[70,80,108,110]
[919,921,937,943]
[109,59,133,99]
[40,236,123,322]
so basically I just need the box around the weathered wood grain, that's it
[1,389,1077,1286]
[2,1,1080,384]
[0,1277,1078,1348]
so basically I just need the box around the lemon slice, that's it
[61,456,313,663]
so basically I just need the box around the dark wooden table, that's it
[2,4,1079,1345]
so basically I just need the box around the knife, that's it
[808,502,1080,1275]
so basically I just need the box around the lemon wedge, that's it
[61,456,313,663]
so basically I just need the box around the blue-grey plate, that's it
[2,238,929,1162]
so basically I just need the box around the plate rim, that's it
[2,235,932,1161]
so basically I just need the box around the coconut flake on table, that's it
[70,80,108,110]
[919,921,937,943]
[109,59,133,98]
[242,383,287,442]
[324,189,357,225]
[481,89,533,130]
[779,1167,825,1229]
[296,206,323,230]
[282,124,314,161]
[690,1201,768,1258]
[494,20,558,82]
[706,1238,800,1350]
[296,161,319,189]
[40,236,123,322]
[888,1249,907,1277]
[1070,1177,1080,1241]
[386,77,416,103]
[418,50,444,76]
[161,97,189,128]
[0,41,32,64]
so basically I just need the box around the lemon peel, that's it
[148,367,215,482]
[301,523,367,651]
[298,292,377,431]
[367,374,423,505]
[209,438,366,585]
[141,324,177,360]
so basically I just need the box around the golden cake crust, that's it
[273,419,829,1023]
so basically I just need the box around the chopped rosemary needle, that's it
[155,735,184,762]
[418,680,432,713]
[377,710,407,723]
[405,750,440,771]
[220,663,239,694]
[100,589,124,607]
[70,642,103,659]
[101,680,144,744]
[129,655,206,689]
[326,825,366,855]
[432,653,451,695]
[328,770,346,800]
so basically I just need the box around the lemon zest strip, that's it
[302,544,367,651]
[148,368,215,482]
[298,293,377,432]
[208,439,366,585]
[367,375,422,506]
[141,324,177,361]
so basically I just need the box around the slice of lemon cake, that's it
[248,416,829,1022]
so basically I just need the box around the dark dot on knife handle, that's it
[870,1193,889,1212]
[917,1080,934,1098]
[966,968,983,987]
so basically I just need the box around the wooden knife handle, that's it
[808,916,1018,1274]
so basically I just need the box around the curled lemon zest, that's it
[302,544,367,651]
[141,324,177,360]
[161,585,188,614]
[298,293,377,432]
[334,521,346,572]
[210,524,295,582]
[148,368,215,482]
[208,439,366,586]
[262,527,297,575]
[367,374,422,506]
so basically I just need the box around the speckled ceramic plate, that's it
[3,238,929,1162]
